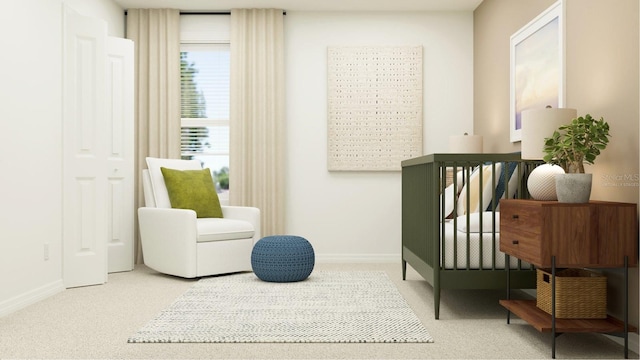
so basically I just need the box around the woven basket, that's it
[536,268,606,319]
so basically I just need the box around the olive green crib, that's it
[401,153,539,319]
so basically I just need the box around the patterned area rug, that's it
[128,271,433,343]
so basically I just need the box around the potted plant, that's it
[542,114,610,203]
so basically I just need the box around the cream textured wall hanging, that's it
[327,46,423,171]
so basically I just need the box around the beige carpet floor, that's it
[0,262,637,359]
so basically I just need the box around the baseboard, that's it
[315,253,400,263]
[0,280,65,318]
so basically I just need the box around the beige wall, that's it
[475,0,639,201]
[473,0,555,153]
[474,0,640,343]
[565,0,639,204]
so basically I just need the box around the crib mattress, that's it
[441,220,528,270]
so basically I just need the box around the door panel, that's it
[62,5,108,288]
[106,37,134,273]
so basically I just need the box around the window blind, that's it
[179,15,231,193]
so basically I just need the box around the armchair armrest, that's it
[221,206,261,242]
[137,207,198,278]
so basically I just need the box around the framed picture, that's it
[510,1,564,142]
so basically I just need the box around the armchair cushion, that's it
[161,167,223,218]
[197,217,255,242]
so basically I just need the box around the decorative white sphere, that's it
[527,164,565,200]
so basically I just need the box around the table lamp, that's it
[521,107,577,200]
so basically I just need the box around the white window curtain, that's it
[126,9,181,263]
[230,9,285,237]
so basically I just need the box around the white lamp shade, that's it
[449,134,483,153]
[521,108,577,160]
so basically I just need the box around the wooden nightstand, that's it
[498,199,638,359]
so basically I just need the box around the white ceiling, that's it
[114,0,483,12]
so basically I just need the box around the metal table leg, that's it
[506,254,511,324]
[624,256,628,359]
[552,256,556,359]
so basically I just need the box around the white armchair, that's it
[138,157,261,278]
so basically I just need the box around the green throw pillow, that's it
[160,167,223,218]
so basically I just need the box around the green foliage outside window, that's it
[214,167,229,190]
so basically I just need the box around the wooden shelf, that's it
[500,299,637,334]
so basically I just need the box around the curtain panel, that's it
[230,9,285,237]
[126,8,181,263]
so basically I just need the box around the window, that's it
[180,15,230,199]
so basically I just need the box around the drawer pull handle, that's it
[512,240,519,245]
[512,215,519,219]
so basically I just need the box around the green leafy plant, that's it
[542,114,610,173]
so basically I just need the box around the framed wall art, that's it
[510,1,564,142]
[327,46,423,171]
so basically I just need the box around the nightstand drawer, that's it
[500,226,542,263]
[500,202,542,234]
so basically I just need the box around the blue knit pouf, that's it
[251,235,315,282]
